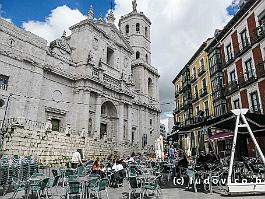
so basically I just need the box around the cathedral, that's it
[0,1,160,164]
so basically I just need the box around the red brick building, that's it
[207,0,265,155]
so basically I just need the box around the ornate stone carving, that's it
[49,32,71,54]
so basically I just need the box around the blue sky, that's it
[0,0,113,27]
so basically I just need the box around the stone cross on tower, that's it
[132,0,137,12]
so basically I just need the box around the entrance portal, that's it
[100,101,118,141]
[100,123,107,139]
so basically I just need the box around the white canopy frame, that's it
[227,109,265,194]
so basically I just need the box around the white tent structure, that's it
[227,109,265,194]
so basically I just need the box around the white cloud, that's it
[114,1,233,118]
[22,5,86,43]
[0,4,12,23]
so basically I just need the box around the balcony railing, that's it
[198,65,206,76]
[240,72,257,87]
[179,86,183,93]
[0,84,8,91]
[236,38,251,57]
[175,90,180,97]
[192,93,199,102]
[225,80,238,95]
[190,73,197,83]
[254,23,265,42]
[249,103,262,114]
[199,87,208,97]
[180,103,184,110]
[224,54,234,66]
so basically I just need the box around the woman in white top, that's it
[112,160,124,172]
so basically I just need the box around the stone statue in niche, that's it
[45,118,52,132]
[87,50,93,64]
[81,128,86,138]
[65,124,71,136]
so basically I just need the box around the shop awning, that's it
[168,111,265,141]
[208,131,234,141]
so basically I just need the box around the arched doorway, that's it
[100,101,118,141]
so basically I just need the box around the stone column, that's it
[77,89,84,132]
[127,105,132,143]
[138,107,144,148]
[81,90,90,132]
[94,94,102,139]
[118,102,124,144]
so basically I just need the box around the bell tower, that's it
[119,0,159,102]
[119,0,151,65]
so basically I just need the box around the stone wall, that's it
[0,123,145,166]
[1,126,115,166]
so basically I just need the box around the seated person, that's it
[92,160,105,177]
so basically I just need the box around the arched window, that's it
[148,78,153,97]
[136,51,140,59]
[145,54,148,63]
[145,27,148,38]
[125,24,129,34]
[136,23,140,32]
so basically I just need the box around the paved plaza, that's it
[2,179,265,199]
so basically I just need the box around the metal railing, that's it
[225,80,238,95]
[0,84,8,91]
[191,73,197,82]
[199,87,208,97]
[192,93,199,102]
[254,23,265,41]
[198,65,206,76]
[249,104,262,114]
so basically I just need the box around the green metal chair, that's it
[186,169,197,192]
[63,169,75,186]
[128,176,143,199]
[11,178,26,199]
[68,174,78,181]
[86,178,100,199]
[77,166,85,176]
[89,178,109,199]
[47,175,60,196]
[26,177,50,199]
[141,175,162,199]
[66,181,82,199]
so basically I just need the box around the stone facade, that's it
[0,3,160,165]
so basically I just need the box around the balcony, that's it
[254,23,265,42]
[192,93,199,102]
[179,86,183,93]
[240,72,257,88]
[199,87,208,97]
[249,103,262,114]
[236,38,251,57]
[173,107,181,114]
[175,90,179,97]
[190,73,197,83]
[225,80,238,96]
[224,54,234,67]
[0,84,8,91]
[198,65,206,76]
[180,103,184,110]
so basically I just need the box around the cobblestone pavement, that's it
[2,180,265,199]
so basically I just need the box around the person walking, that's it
[71,149,82,168]
[168,145,176,162]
